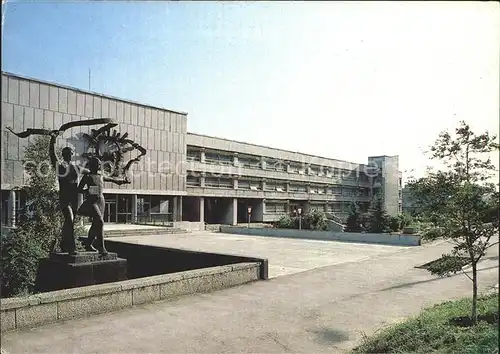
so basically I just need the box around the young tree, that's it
[1,136,63,296]
[345,202,363,232]
[408,121,499,325]
[367,194,390,233]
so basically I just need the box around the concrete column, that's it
[286,163,291,173]
[131,194,138,223]
[172,197,178,222]
[261,179,266,191]
[225,198,237,225]
[8,190,16,227]
[200,174,205,187]
[286,182,290,193]
[253,199,264,222]
[200,149,206,163]
[178,196,183,221]
[233,153,239,167]
[260,156,267,170]
[303,202,310,214]
[199,197,205,223]
[233,178,238,189]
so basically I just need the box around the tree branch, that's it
[485,241,499,250]
[461,267,474,282]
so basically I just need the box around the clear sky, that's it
[2,1,499,182]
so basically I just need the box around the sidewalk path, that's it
[2,238,498,354]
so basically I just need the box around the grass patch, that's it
[352,293,499,354]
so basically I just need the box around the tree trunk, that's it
[471,261,478,326]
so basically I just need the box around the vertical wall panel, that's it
[123,103,130,124]
[43,110,54,130]
[101,97,109,118]
[58,88,68,113]
[1,103,14,129]
[116,101,124,121]
[109,99,117,119]
[93,96,102,118]
[24,107,34,130]
[130,105,138,125]
[19,80,30,106]
[151,109,158,129]
[137,107,145,126]
[29,82,40,108]
[67,90,77,114]
[8,77,19,104]
[1,75,8,102]
[49,86,58,111]
[54,112,63,131]
[84,94,93,117]
[76,92,85,116]
[144,108,151,127]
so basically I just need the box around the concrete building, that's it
[1,72,403,227]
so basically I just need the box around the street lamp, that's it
[247,206,252,228]
[297,207,302,230]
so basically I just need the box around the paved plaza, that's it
[2,234,498,353]
[115,231,410,278]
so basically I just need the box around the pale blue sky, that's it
[2,1,499,180]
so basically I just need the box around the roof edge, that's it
[1,71,188,116]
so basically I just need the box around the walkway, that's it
[116,231,409,278]
[2,238,498,353]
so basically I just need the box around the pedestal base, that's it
[35,252,127,292]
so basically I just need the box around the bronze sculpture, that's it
[78,157,128,255]
[7,118,146,255]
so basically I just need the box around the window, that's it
[187,175,200,186]
[205,177,233,188]
[265,159,286,171]
[289,184,307,193]
[238,154,261,169]
[205,151,233,165]
[186,149,200,161]
[265,203,287,214]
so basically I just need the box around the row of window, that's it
[186,148,373,182]
[264,201,371,214]
[186,176,370,195]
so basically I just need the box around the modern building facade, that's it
[1,72,403,227]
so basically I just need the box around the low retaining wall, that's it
[99,238,269,280]
[220,226,421,246]
[1,262,260,333]
[173,221,205,231]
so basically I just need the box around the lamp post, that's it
[297,207,302,230]
[247,206,252,228]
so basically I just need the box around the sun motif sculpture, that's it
[81,123,147,180]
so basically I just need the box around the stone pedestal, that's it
[35,252,127,293]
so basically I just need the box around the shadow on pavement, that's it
[380,264,499,293]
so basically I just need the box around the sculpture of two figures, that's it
[7,119,146,256]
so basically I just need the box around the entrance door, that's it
[104,196,117,223]
[117,195,131,223]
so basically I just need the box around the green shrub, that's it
[388,216,401,232]
[352,294,499,354]
[1,136,64,298]
[275,215,294,229]
[1,228,45,297]
[345,202,363,232]
[302,209,328,231]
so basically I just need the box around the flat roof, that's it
[1,71,188,116]
[187,132,368,166]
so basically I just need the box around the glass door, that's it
[117,195,132,223]
[104,195,117,223]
